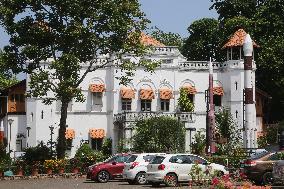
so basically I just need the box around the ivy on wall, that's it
[178,88,194,112]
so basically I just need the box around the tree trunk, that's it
[56,100,69,159]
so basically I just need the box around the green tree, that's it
[215,109,242,155]
[149,27,183,48]
[0,51,18,90]
[177,88,194,112]
[211,0,284,121]
[0,0,156,158]
[132,116,185,153]
[210,0,263,21]
[191,129,206,156]
[181,18,225,61]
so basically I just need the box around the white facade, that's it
[2,45,258,157]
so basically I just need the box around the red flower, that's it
[212,177,220,185]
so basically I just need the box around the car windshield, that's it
[149,156,165,164]
[104,156,116,163]
[125,155,138,163]
[250,150,270,160]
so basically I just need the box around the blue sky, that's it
[0,1,217,48]
[140,0,217,37]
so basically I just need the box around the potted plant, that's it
[69,158,82,174]
[55,159,66,174]
[44,160,55,175]
[13,159,25,176]
[31,161,41,176]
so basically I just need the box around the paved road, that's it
[0,178,195,189]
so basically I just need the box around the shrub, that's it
[132,116,185,153]
[23,143,51,164]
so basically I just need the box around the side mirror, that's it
[112,161,117,165]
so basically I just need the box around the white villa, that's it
[0,29,263,157]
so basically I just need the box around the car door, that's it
[110,155,128,177]
[169,155,193,181]
[188,155,207,179]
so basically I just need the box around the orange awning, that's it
[65,128,75,139]
[89,84,105,93]
[89,129,105,139]
[139,89,155,100]
[182,85,197,95]
[159,89,173,100]
[213,87,224,96]
[120,88,135,99]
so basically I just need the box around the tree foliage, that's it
[182,0,284,121]
[0,0,154,158]
[215,109,242,155]
[178,88,194,112]
[181,18,224,61]
[132,116,185,153]
[0,51,18,90]
[149,27,183,48]
[191,129,206,156]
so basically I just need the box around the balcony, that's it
[114,111,196,123]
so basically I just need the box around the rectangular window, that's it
[213,95,222,106]
[141,100,152,112]
[160,100,170,112]
[122,99,132,111]
[92,92,103,105]
[162,59,173,64]
[91,138,103,151]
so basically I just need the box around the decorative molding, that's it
[139,76,152,83]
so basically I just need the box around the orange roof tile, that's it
[222,29,259,49]
[140,33,165,47]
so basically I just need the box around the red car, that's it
[87,153,131,183]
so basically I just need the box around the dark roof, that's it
[0,80,26,95]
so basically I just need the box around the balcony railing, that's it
[114,111,196,123]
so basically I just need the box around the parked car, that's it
[243,150,284,185]
[146,154,228,187]
[272,160,284,186]
[87,153,131,183]
[123,153,166,185]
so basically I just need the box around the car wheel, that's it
[262,171,273,185]
[97,170,110,183]
[165,173,178,187]
[135,172,147,185]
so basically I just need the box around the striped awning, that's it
[120,88,135,99]
[159,89,173,100]
[65,128,75,139]
[139,89,155,100]
[182,85,197,94]
[89,84,105,93]
[89,129,105,139]
[213,87,224,96]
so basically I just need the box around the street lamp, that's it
[8,118,14,153]
[26,126,31,147]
